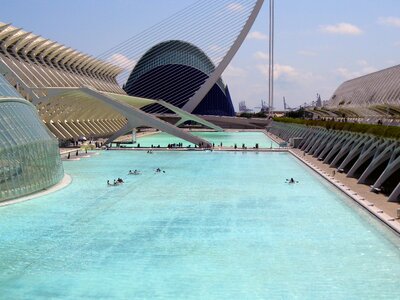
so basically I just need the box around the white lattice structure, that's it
[0,21,221,146]
[0,22,123,94]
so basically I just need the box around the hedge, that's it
[273,117,400,140]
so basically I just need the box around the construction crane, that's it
[254,100,269,112]
[283,97,293,111]
[238,101,252,113]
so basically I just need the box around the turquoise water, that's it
[119,131,278,148]
[0,151,399,299]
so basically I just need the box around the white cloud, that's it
[225,60,332,110]
[227,3,244,12]
[254,51,269,60]
[298,50,317,57]
[256,64,269,77]
[257,63,298,80]
[245,62,328,110]
[247,31,269,41]
[108,53,136,70]
[274,64,298,79]
[223,64,247,78]
[357,60,368,67]
[336,68,355,80]
[378,17,400,27]
[336,62,377,80]
[319,23,363,35]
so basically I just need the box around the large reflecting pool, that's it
[0,151,399,299]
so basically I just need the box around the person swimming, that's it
[286,178,298,184]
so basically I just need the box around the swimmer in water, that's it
[286,178,298,184]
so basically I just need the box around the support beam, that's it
[158,100,223,131]
[82,87,212,147]
[372,152,400,193]
[388,182,400,202]
[358,143,396,184]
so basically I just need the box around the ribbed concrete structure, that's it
[0,21,126,139]
[270,122,400,202]
[0,22,220,146]
[326,65,400,117]
[0,22,123,94]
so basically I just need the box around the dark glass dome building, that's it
[0,75,64,202]
[123,40,235,116]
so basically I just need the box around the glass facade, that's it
[0,76,64,202]
[0,78,21,98]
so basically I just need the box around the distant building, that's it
[124,40,236,116]
[325,64,400,117]
[316,94,322,107]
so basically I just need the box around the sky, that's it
[2,0,400,110]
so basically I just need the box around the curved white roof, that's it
[327,65,400,110]
[0,21,122,82]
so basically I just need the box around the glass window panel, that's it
[0,77,64,202]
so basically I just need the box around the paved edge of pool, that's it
[0,174,72,208]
